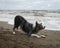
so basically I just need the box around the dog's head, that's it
[35,21,45,31]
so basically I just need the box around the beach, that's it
[0,21,60,48]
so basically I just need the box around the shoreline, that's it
[0,21,60,31]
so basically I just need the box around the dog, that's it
[13,15,45,36]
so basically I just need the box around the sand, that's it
[0,21,60,48]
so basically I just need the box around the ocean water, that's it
[0,10,60,31]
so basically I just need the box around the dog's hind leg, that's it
[13,25,19,31]
[13,25,19,34]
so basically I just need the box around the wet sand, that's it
[0,21,60,48]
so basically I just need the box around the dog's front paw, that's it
[41,35,46,38]
[31,34,41,38]
[31,34,46,38]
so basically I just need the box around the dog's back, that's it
[14,15,27,26]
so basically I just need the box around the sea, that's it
[0,10,60,31]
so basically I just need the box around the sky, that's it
[0,0,60,10]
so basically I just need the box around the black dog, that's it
[13,15,45,36]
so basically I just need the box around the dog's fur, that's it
[13,15,45,36]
